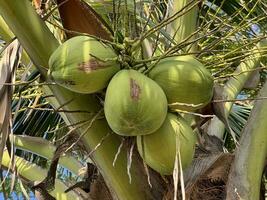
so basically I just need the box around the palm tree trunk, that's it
[226,80,267,200]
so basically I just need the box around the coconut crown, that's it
[48,36,119,94]
[149,55,214,111]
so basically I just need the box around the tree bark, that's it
[226,81,267,200]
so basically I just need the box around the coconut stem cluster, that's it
[48,35,214,175]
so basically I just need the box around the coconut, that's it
[149,56,214,111]
[137,113,196,175]
[104,69,168,136]
[48,36,119,94]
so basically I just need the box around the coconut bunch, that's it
[48,36,214,175]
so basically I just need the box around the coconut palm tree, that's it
[0,0,266,199]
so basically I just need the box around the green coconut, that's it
[149,55,214,111]
[104,69,168,136]
[48,36,119,94]
[137,113,196,175]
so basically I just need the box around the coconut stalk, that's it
[0,15,13,42]
[207,40,267,139]
[0,4,58,76]
[1,149,80,200]
[226,80,267,200]
[12,135,83,175]
[0,15,30,65]
[168,0,199,52]
[0,1,164,199]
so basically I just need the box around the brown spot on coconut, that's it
[130,78,141,101]
[104,69,168,136]
[77,59,110,73]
